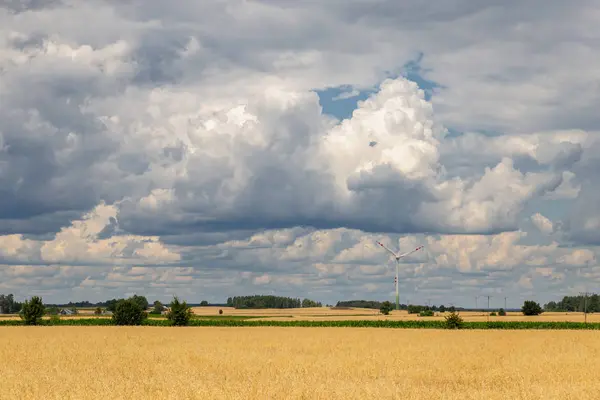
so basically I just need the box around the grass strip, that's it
[1,318,600,329]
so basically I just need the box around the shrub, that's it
[20,296,45,325]
[522,301,543,316]
[407,305,425,314]
[490,312,497,316]
[112,298,147,326]
[419,309,434,317]
[498,308,506,316]
[444,311,464,329]
[219,309,223,315]
[166,297,193,326]
[94,307,103,315]
[380,301,393,315]
[152,300,165,315]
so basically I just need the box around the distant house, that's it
[59,309,75,315]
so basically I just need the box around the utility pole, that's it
[487,295,491,310]
[475,295,479,310]
[504,296,507,310]
[580,291,590,324]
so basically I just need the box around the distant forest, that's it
[226,295,322,309]
[1,292,598,313]
[544,294,600,313]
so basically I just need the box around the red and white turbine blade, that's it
[398,245,424,258]
[376,241,398,257]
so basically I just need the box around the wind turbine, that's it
[376,241,424,311]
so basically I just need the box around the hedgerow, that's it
[1,318,599,330]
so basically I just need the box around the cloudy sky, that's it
[1,0,599,308]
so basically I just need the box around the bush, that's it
[20,296,45,325]
[112,298,147,326]
[522,301,543,316]
[444,311,464,329]
[380,301,393,315]
[166,297,193,326]
[407,304,425,314]
[94,307,103,315]
[152,300,165,315]
[419,309,434,317]
[498,308,506,316]
[490,312,497,316]
[219,309,223,315]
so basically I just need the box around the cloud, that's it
[1,0,599,305]
[531,213,554,235]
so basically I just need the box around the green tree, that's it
[152,300,165,314]
[380,301,393,315]
[20,296,45,325]
[444,311,464,329]
[200,300,209,306]
[112,298,147,325]
[166,297,193,326]
[498,308,506,316]
[130,295,149,310]
[522,300,543,316]
[94,307,103,315]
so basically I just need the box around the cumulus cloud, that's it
[1,0,599,305]
[531,213,554,235]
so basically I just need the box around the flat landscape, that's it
[1,307,597,324]
[190,307,600,323]
[1,326,599,399]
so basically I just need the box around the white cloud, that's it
[1,1,600,305]
[531,213,554,235]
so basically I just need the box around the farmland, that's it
[2,326,599,399]
[1,306,598,325]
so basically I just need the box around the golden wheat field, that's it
[1,326,599,399]
[190,306,600,323]
[1,307,597,324]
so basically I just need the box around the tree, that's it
[522,300,543,316]
[498,308,506,316]
[438,305,446,313]
[0,293,21,314]
[152,301,165,314]
[444,311,464,329]
[380,301,393,315]
[130,295,149,310]
[94,307,103,315]
[200,300,209,306]
[112,298,147,325]
[20,296,45,325]
[166,297,193,326]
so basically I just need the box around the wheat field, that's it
[2,326,599,399]
[190,307,600,323]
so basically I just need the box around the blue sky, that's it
[0,1,598,308]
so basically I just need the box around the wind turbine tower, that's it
[376,241,424,311]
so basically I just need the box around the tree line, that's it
[544,293,599,313]
[0,294,22,314]
[335,300,458,313]
[226,295,322,309]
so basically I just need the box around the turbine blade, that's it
[376,241,398,257]
[398,245,424,258]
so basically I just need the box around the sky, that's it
[1,0,599,308]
